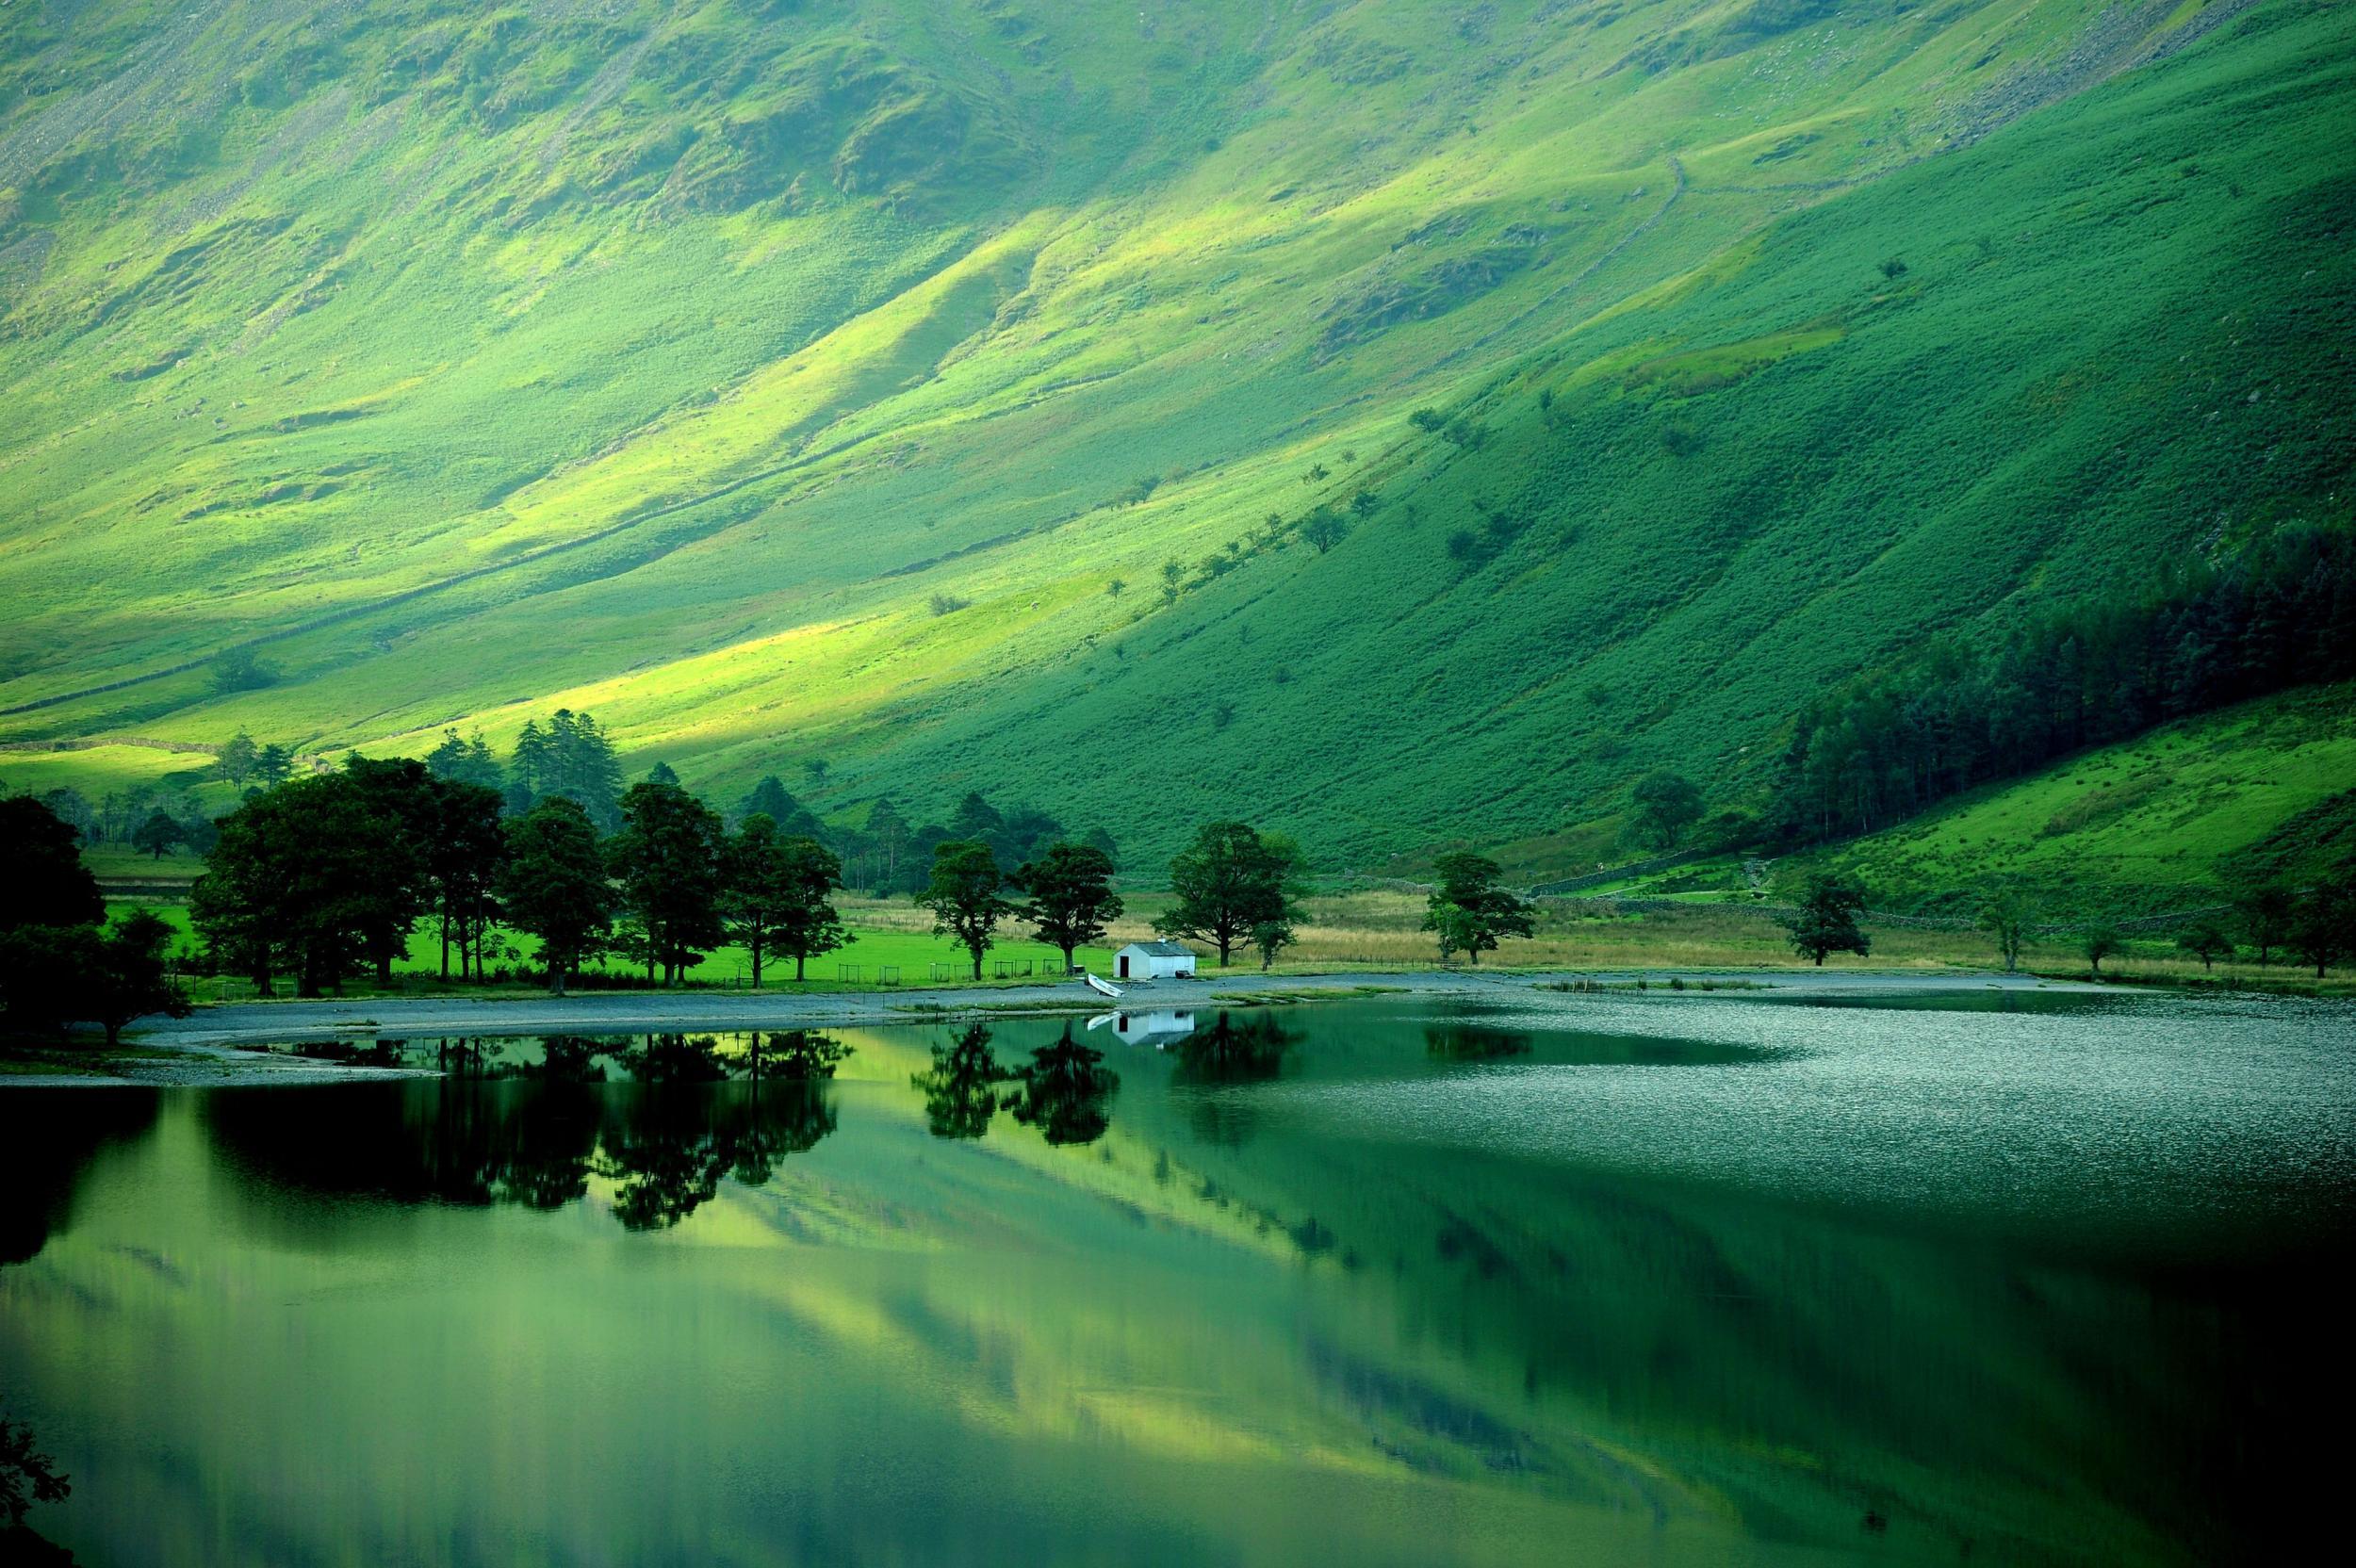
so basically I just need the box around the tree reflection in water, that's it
[908,1024,1007,1139]
[1006,1027,1119,1147]
[1170,1011,1300,1148]
[203,1031,849,1230]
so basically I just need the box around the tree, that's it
[498,798,613,996]
[738,775,826,841]
[1300,506,1349,554]
[0,1415,70,1531]
[2287,872,2355,978]
[341,758,441,985]
[132,808,184,860]
[949,792,1004,845]
[427,779,508,981]
[87,908,191,1046]
[1350,489,1380,519]
[920,841,1015,981]
[1156,821,1302,967]
[0,795,105,932]
[216,730,259,787]
[646,760,680,786]
[190,774,417,996]
[252,743,294,789]
[509,710,622,829]
[1420,852,1535,966]
[2083,923,2124,976]
[2176,923,2234,972]
[726,815,846,984]
[1015,842,1123,972]
[1629,771,1706,852]
[425,727,502,792]
[607,779,726,985]
[1780,874,1871,966]
[210,646,275,694]
[866,796,912,892]
[2233,885,2295,966]
[1977,890,2030,973]
[1250,918,1296,972]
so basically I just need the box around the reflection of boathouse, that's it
[1104,1009,1197,1050]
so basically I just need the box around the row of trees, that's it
[187,760,856,997]
[1771,520,2356,841]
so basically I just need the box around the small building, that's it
[1115,940,1198,980]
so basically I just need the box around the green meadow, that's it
[3,0,2350,884]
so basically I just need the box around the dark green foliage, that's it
[0,1416,70,1527]
[1629,771,1706,852]
[425,728,503,792]
[191,772,425,996]
[1781,873,1871,966]
[1156,821,1302,967]
[497,797,613,995]
[132,808,183,859]
[340,757,443,983]
[215,730,259,786]
[724,815,845,984]
[920,840,1015,980]
[2233,884,2295,966]
[1299,506,1349,554]
[608,778,727,984]
[252,744,294,790]
[1978,890,2029,973]
[0,795,104,932]
[2176,922,2233,972]
[2083,923,2124,976]
[1774,523,2356,842]
[909,1023,1006,1139]
[85,908,192,1046]
[1014,842,1122,970]
[428,778,508,981]
[1421,851,1535,965]
[510,710,624,829]
[2287,869,2355,978]
[1006,1033,1118,1146]
[209,646,275,694]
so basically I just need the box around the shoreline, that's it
[4,967,2118,1086]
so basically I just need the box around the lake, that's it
[4,988,2351,1565]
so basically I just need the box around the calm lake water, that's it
[4,990,2350,1566]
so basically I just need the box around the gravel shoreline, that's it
[8,968,2101,1086]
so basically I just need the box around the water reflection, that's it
[4,997,2349,1567]
[909,1023,1006,1139]
[205,1031,851,1230]
[1005,1027,1119,1146]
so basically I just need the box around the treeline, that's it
[1771,521,2356,841]
[184,755,867,997]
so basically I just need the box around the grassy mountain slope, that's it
[1794,681,2356,916]
[2,0,2349,871]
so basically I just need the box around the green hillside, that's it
[2,0,2350,871]
[1792,681,2356,917]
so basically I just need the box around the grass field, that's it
[5,0,2349,886]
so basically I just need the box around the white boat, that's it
[1084,972,1123,999]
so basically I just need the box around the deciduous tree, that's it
[498,798,613,996]
[1156,821,1302,967]
[1015,842,1123,972]
[1780,874,1872,966]
[921,841,1015,981]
